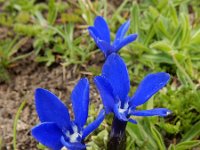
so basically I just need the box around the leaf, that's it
[126,121,158,149]
[143,53,173,64]
[36,50,55,66]
[184,56,194,77]
[61,13,81,23]
[171,24,182,46]
[150,41,172,52]
[168,144,176,150]
[48,0,58,25]
[191,29,200,44]
[9,37,29,57]
[87,130,108,150]
[180,13,190,48]
[154,17,171,39]
[161,121,180,134]
[149,6,160,19]
[150,125,166,150]
[132,42,151,52]
[169,3,178,26]
[157,0,168,10]
[111,0,129,22]
[14,24,42,36]
[175,140,200,150]
[181,121,200,142]
[144,24,155,46]
[131,2,139,33]
[176,69,189,87]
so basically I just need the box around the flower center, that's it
[118,101,129,113]
[65,125,82,143]
[69,132,81,143]
[118,108,126,113]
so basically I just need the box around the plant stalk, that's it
[107,116,127,150]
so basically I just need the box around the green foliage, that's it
[157,87,200,134]
[87,130,108,150]
[168,140,200,150]
[181,121,200,142]
[0,0,95,73]
[0,37,31,81]
[0,37,26,67]
[124,1,200,89]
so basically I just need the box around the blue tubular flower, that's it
[94,54,171,124]
[88,16,137,57]
[31,78,105,150]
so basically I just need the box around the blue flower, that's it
[88,16,137,57]
[31,78,105,150]
[94,54,171,124]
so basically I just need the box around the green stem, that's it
[13,100,27,150]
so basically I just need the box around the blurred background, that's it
[0,0,200,149]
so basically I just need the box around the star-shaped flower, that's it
[88,16,137,57]
[32,78,105,150]
[94,54,171,123]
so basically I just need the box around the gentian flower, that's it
[94,54,171,124]
[88,16,137,57]
[31,78,105,150]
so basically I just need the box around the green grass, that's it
[13,100,27,150]
[0,0,199,149]
[0,136,2,150]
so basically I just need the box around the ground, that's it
[0,54,103,149]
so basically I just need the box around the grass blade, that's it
[13,100,27,150]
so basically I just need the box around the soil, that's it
[0,53,104,150]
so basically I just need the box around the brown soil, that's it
[0,54,103,150]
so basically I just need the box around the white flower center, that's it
[69,132,80,143]
[66,125,82,143]
[118,101,128,113]
[118,108,126,113]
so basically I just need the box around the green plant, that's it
[0,37,32,81]
[156,87,200,134]
[124,1,200,89]
[13,100,27,150]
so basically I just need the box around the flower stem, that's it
[81,140,87,150]
[107,116,127,150]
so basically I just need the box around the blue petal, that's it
[88,26,107,54]
[94,76,116,113]
[114,34,138,52]
[113,20,130,46]
[71,78,89,128]
[97,40,114,57]
[61,137,86,150]
[94,16,110,43]
[32,122,63,150]
[130,72,170,107]
[128,118,137,124]
[82,109,105,139]
[102,53,130,105]
[35,88,71,131]
[113,104,128,122]
[88,26,99,41]
[130,108,171,117]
